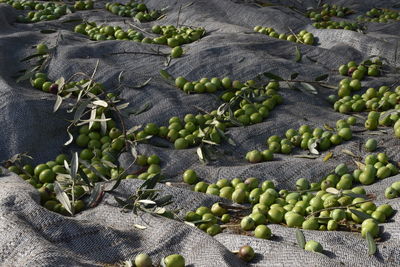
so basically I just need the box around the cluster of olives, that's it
[132,253,185,267]
[333,85,400,114]
[366,109,400,138]
[105,1,160,22]
[246,118,355,163]
[184,168,394,240]
[245,149,273,163]
[385,181,400,199]
[359,153,398,184]
[12,1,70,23]
[339,59,382,79]
[312,20,361,31]
[74,22,146,41]
[307,4,351,21]
[7,108,164,215]
[73,0,93,10]
[357,8,400,23]
[132,79,282,150]
[253,26,315,45]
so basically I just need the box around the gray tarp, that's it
[0,0,399,266]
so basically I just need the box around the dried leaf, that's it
[293,155,319,159]
[354,161,365,170]
[197,146,205,163]
[323,124,334,131]
[342,149,357,158]
[323,152,333,162]
[296,229,306,249]
[88,183,104,208]
[134,224,147,230]
[100,113,107,136]
[92,100,108,107]
[88,108,97,130]
[138,199,156,205]
[64,128,74,146]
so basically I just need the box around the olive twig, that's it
[305,200,371,219]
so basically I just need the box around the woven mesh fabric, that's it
[0,0,400,266]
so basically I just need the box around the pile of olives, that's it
[74,22,146,41]
[74,23,205,58]
[183,167,394,239]
[132,79,283,150]
[312,20,361,31]
[253,26,315,45]
[105,0,161,22]
[73,0,93,11]
[12,1,70,23]
[7,100,164,215]
[385,181,400,199]
[245,117,356,163]
[364,110,400,138]
[332,85,400,114]
[357,8,400,23]
[307,4,351,21]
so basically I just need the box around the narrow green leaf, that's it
[20,53,45,62]
[366,232,377,255]
[262,72,283,81]
[40,29,57,34]
[132,78,152,89]
[16,66,40,83]
[315,74,329,81]
[349,209,371,221]
[295,46,302,62]
[296,229,306,249]
[159,69,174,81]
[290,73,299,80]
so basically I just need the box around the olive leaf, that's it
[20,53,45,62]
[54,182,73,215]
[87,183,104,208]
[323,124,334,131]
[349,209,371,221]
[293,155,319,159]
[16,66,40,83]
[354,161,365,170]
[70,152,79,180]
[290,73,299,80]
[366,232,377,255]
[342,149,357,158]
[295,46,302,62]
[133,224,147,230]
[159,69,174,81]
[308,140,320,155]
[296,229,306,249]
[300,82,318,95]
[197,146,206,163]
[262,72,283,81]
[323,152,333,162]
[132,78,152,89]
[40,29,57,34]
[314,74,329,81]
[326,187,340,194]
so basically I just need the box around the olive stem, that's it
[305,200,371,219]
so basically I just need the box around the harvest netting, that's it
[0,0,400,266]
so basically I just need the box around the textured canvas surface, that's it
[0,0,400,266]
